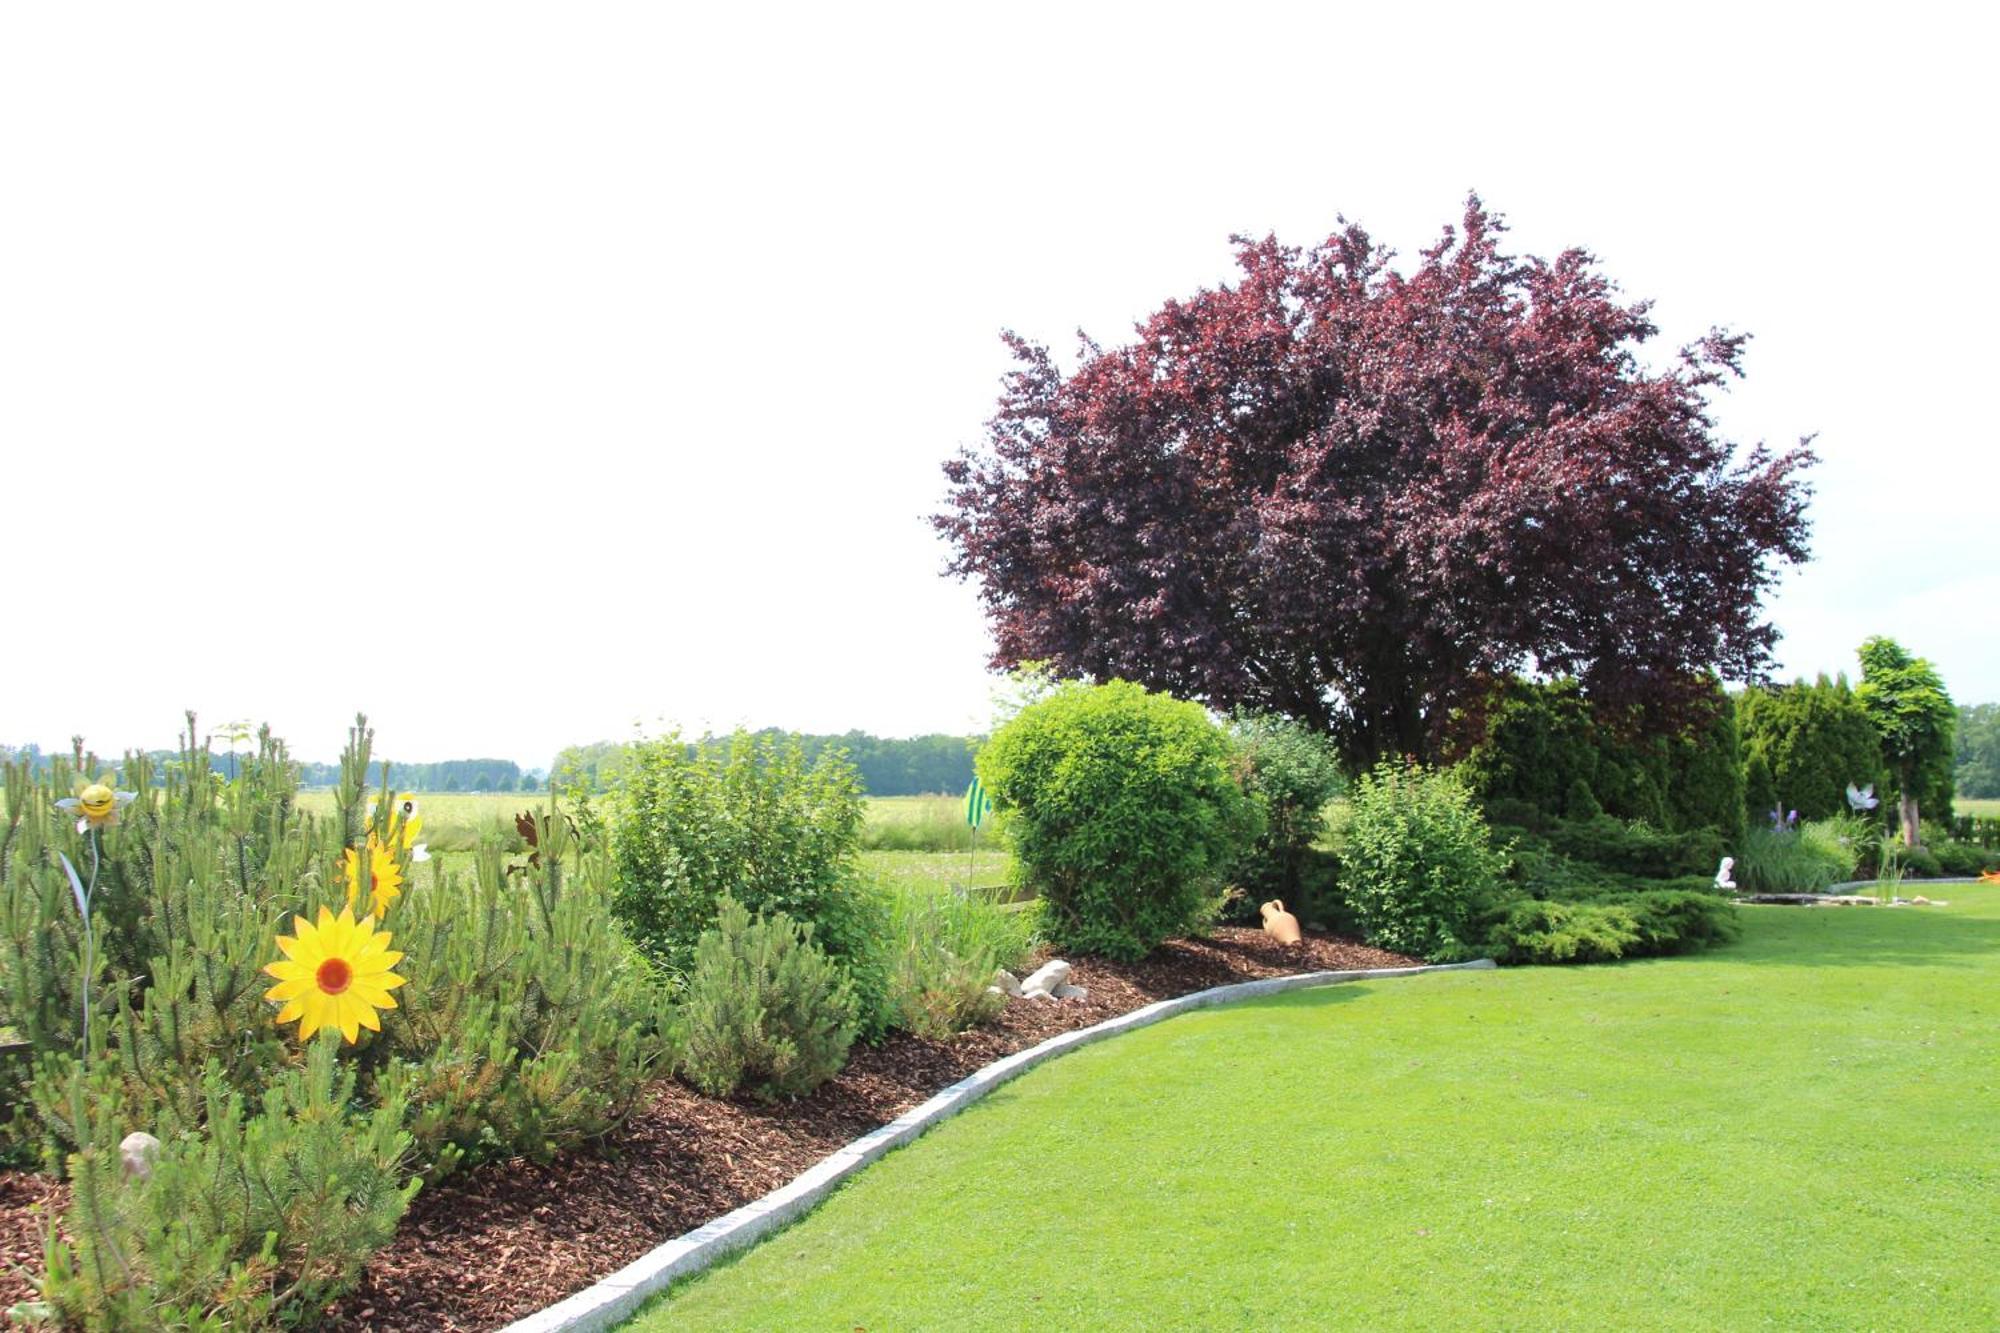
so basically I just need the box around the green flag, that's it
[964,777,994,829]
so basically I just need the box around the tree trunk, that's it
[1900,788,1920,849]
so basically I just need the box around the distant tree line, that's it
[552,729,975,797]
[293,757,542,792]
[1959,704,2000,799]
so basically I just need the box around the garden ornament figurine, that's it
[1260,899,1302,945]
[1846,784,1879,815]
[1714,857,1736,891]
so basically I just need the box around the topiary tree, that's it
[977,679,1260,961]
[1855,637,1956,846]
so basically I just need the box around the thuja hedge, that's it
[1460,676,1744,838]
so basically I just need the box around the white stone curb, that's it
[500,957,1496,1333]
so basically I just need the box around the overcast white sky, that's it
[2,3,1994,767]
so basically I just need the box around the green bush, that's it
[40,1042,417,1330]
[1736,819,1860,894]
[880,887,1038,1039]
[609,730,888,1028]
[1224,712,1343,921]
[1341,760,1508,962]
[1930,837,1999,876]
[976,680,1259,962]
[1485,898,1643,964]
[1544,815,1727,880]
[678,898,858,1101]
[378,818,670,1181]
[1484,889,1738,965]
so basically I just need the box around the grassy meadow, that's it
[1960,797,2000,819]
[292,789,1010,893]
[631,885,2000,1331]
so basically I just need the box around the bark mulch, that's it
[0,928,1418,1330]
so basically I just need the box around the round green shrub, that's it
[976,680,1260,961]
[1342,760,1508,961]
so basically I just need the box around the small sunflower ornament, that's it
[56,776,136,835]
[263,906,407,1044]
[337,833,405,920]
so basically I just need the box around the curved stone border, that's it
[1824,877,1982,893]
[501,957,1496,1333]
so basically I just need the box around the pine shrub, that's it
[679,898,858,1101]
[0,716,676,1324]
[39,1042,416,1329]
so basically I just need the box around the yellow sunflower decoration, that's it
[385,793,429,862]
[263,906,407,1043]
[337,833,405,920]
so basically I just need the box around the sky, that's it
[2,3,1994,768]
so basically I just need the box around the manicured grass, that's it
[629,888,2000,1330]
[1959,797,2000,818]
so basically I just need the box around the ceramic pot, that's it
[1259,898,1302,946]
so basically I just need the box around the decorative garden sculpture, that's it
[1846,783,1879,815]
[1714,857,1737,891]
[1260,899,1303,945]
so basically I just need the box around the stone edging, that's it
[500,957,1497,1333]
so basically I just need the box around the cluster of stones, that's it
[990,959,1088,1002]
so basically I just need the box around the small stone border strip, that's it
[1738,877,1987,905]
[501,957,1497,1333]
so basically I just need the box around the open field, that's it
[632,886,2000,1330]
[1959,798,2000,819]
[293,790,1002,893]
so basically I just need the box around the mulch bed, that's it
[0,928,1417,1330]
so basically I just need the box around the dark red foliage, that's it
[938,198,1815,765]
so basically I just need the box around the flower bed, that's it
[0,927,1415,1330]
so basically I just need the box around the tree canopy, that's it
[1855,636,1956,843]
[938,198,1815,766]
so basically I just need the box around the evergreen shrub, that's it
[678,898,858,1101]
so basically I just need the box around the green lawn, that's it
[629,888,2000,1330]
[1959,797,2000,819]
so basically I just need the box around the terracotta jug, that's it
[1260,899,1302,946]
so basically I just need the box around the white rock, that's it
[1020,960,1071,995]
[992,968,1024,998]
[1051,983,1088,1000]
[120,1131,160,1181]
